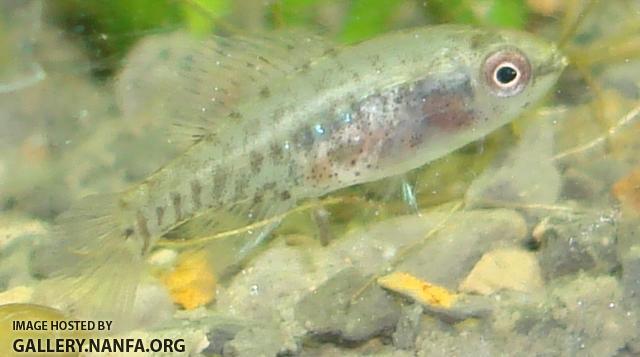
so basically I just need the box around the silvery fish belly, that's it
[42,25,566,324]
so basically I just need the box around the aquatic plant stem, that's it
[156,195,367,248]
[553,101,640,161]
[558,0,597,48]
[349,200,463,304]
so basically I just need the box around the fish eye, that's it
[482,49,531,97]
[495,64,518,84]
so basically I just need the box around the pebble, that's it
[0,286,33,305]
[0,303,77,357]
[223,324,296,357]
[536,211,618,280]
[620,245,640,307]
[459,248,543,295]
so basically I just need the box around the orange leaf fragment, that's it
[613,168,640,214]
[377,272,457,308]
[161,250,216,310]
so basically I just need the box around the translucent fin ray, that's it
[35,193,147,330]
[118,30,335,144]
[162,199,294,279]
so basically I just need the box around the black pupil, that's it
[496,66,518,84]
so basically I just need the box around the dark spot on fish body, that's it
[118,198,130,210]
[249,151,264,174]
[253,192,263,204]
[136,211,151,252]
[190,180,203,209]
[220,142,233,156]
[124,227,134,238]
[257,55,271,66]
[244,121,261,140]
[280,190,291,201]
[269,142,284,161]
[179,54,194,72]
[158,48,171,61]
[229,111,243,120]
[171,192,182,221]
[195,67,208,76]
[212,169,228,200]
[233,175,250,201]
[262,182,277,191]
[369,54,381,67]
[313,74,332,92]
[408,132,424,149]
[156,206,165,226]
[186,87,201,96]
[307,157,334,186]
[293,127,316,149]
[326,137,363,165]
[272,107,286,121]
[332,58,346,72]
[288,163,302,185]
[323,47,339,58]
[260,86,271,98]
[299,61,312,73]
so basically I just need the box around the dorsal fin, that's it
[116,29,336,144]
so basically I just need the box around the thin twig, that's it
[350,201,464,303]
[156,195,366,248]
[468,199,587,214]
[558,0,598,48]
[553,101,640,161]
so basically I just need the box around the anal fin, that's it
[160,198,295,280]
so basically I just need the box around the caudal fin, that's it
[34,193,148,331]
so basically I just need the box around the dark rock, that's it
[202,322,245,356]
[223,325,297,357]
[295,267,401,343]
[422,294,493,323]
[392,304,423,350]
[536,211,618,280]
[620,245,640,310]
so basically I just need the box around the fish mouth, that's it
[536,51,569,77]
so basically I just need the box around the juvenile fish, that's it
[44,25,566,324]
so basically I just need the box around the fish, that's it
[40,24,566,326]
